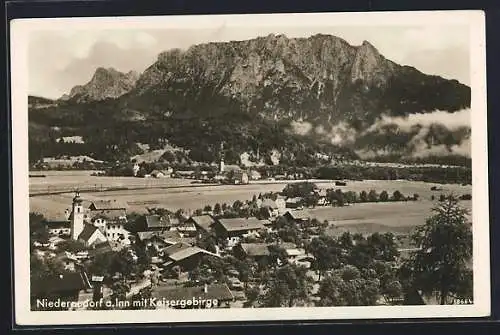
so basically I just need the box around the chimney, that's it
[204,283,208,293]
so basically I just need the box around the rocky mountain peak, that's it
[64,67,139,102]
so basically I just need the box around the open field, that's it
[30,172,472,230]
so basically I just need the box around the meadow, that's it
[29,171,472,231]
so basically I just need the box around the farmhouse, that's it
[31,271,92,311]
[162,243,220,272]
[285,197,304,209]
[136,230,190,251]
[186,215,217,237]
[283,210,311,227]
[78,224,107,248]
[142,214,174,232]
[88,200,127,211]
[152,284,234,309]
[234,242,303,262]
[45,220,71,237]
[214,218,266,248]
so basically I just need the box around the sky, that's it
[28,24,470,99]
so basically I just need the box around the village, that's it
[30,169,443,311]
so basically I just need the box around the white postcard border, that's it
[10,10,490,326]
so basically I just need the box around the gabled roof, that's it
[31,272,90,295]
[88,209,127,221]
[89,200,127,211]
[286,197,303,203]
[284,210,310,220]
[145,214,171,229]
[137,230,182,242]
[153,284,233,302]
[163,242,193,256]
[217,218,266,232]
[239,242,298,257]
[188,215,216,232]
[78,224,100,242]
[168,246,218,262]
[240,243,270,257]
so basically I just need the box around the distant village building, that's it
[214,218,267,248]
[161,242,220,272]
[285,197,304,209]
[186,215,217,238]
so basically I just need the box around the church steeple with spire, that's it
[70,190,85,240]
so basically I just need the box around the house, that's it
[45,220,71,237]
[283,210,311,228]
[88,200,127,211]
[234,242,304,262]
[186,215,217,237]
[136,230,188,251]
[31,271,92,311]
[78,224,107,248]
[142,214,174,232]
[229,171,249,185]
[86,241,115,259]
[285,197,304,209]
[214,218,266,248]
[261,199,280,217]
[233,243,270,261]
[152,284,234,309]
[162,243,220,272]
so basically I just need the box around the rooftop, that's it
[78,224,99,242]
[217,218,266,232]
[188,215,216,231]
[89,200,128,211]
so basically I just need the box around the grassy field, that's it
[30,172,472,230]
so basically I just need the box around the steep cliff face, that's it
[132,33,469,128]
[64,67,139,102]
[30,33,471,164]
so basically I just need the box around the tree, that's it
[392,190,404,201]
[29,212,49,246]
[379,191,389,202]
[317,266,381,306]
[243,286,261,307]
[307,236,341,281]
[110,279,130,304]
[262,264,313,307]
[401,195,473,305]
[282,182,318,198]
[368,190,379,202]
[213,203,222,216]
[359,191,368,202]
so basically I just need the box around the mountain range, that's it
[28,33,471,166]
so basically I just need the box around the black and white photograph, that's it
[10,10,490,325]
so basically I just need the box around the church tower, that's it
[70,191,85,240]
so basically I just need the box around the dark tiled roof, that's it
[217,218,265,232]
[137,230,182,242]
[153,284,233,302]
[188,215,216,231]
[89,200,127,211]
[168,246,218,262]
[31,272,89,295]
[163,242,193,256]
[78,224,99,242]
[145,214,170,229]
[88,209,127,221]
